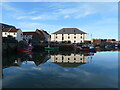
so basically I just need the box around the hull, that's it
[18,47,33,53]
[76,49,90,52]
[76,48,96,52]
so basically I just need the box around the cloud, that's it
[64,15,70,19]
[17,22,66,33]
[2,2,23,13]
[16,16,28,20]
[2,2,117,21]
[31,14,58,20]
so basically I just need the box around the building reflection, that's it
[50,51,94,68]
[2,51,95,69]
[2,51,50,69]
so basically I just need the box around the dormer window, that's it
[74,30,75,32]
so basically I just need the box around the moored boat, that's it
[75,46,96,52]
[17,43,33,53]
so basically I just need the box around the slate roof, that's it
[52,28,86,34]
[0,23,16,29]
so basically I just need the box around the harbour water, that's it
[2,51,118,88]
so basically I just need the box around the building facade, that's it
[23,29,50,43]
[23,32,35,42]
[51,28,87,43]
[2,28,23,41]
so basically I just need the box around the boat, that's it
[75,46,96,52]
[17,43,33,53]
[44,45,59,51]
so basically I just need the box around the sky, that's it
[1,2,118,40]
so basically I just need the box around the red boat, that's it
[75,46,90,52]
[17,43,33,53]
[75,46,96,52]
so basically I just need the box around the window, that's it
[68,58,70,60]
[5,32,7,35]
[80,58,82,60]
[14,33,16,35]
[74,36,76,39]
[81,36,82,38]
[74,30,75,32]
[74,40,76,43]
[21,34,22,37]
[56,34,57,35]
[56,58,57,60]
[56,36,57,38]
[74,34,76,35]
[74,58,76,60]
[68,36,70,39]
[68,34,70,35]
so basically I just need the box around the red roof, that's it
[23,32,35,35]
[2,28,20,32]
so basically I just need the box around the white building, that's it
[23,32,35,42]
[51,28,87,43]
[2,28,23,41]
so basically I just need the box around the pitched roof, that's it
[43,30,50,35]
[0,23,16,29]
[52,28,87,34]
[2,28,20,32]
[53,63,85,68]
[23,32,35,35]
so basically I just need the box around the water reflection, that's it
[2,51,118,88]
[50,52,94,68]
[3,51,51,69]
[3,51,94,69]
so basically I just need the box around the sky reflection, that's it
[2,51,118,88]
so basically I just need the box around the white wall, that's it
[2,30,23,41]
[16,30,23,41]
[51,34,87,43]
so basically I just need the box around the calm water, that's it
[2,51,118,88]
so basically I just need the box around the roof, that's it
[43,30,50,35]
[52,28,87,34]
[2,28,20,32]
[0,23,16,29]
[53,62,85,68]
[23,32,35,35]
